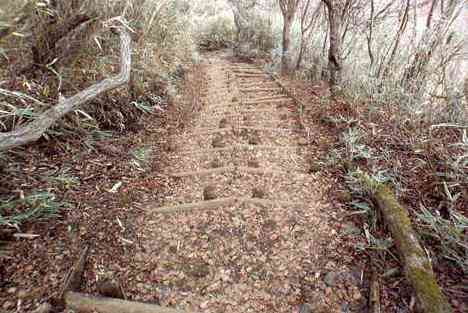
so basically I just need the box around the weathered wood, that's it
[59,245,89,299]
[200,109,293,118]
[180,144,302,154]
[0,26,131,152]
[170,167,234,178]
[192,126,297,136]
[149,197,240,214]
[236,73,269,78]
[244,95,292,102]
[242,98,293,105]
[369,267,381,313]
[358,173,453,313]
[240,87,283,93]
[170,166,305,178]
[65,292,188,313]
[149,197,305,214]
[233,70,265,75]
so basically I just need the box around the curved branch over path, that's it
[0,27,131,152]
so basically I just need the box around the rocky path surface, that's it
[130,53,363,313]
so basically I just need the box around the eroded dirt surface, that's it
[127,52,364,313]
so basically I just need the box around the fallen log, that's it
[65,292,188,313]
[358,172,453,313]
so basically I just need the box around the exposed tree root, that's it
[65,292,188,313]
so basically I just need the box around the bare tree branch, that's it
[0,27,132,152]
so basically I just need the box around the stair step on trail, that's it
[169,166,307,178]
[147,197,306,214]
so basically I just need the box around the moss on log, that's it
[358,173,453,313]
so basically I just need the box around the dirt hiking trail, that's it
[129,52,363,313]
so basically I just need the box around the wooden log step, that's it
[199,108,294,117]
[244,96,291,102]
[231,64,259,69]
[236,73,269,78]
[242,98,294,105]
[233,70,265,75]
[65,292,188,313]
[170,167,233,177]
[179,144,302,155]
[192,126,297,136]
[170,166,306,178]
[148,197,240,214]
[239,82,278,88]
[148,197,305,214]
[240,87,283,93]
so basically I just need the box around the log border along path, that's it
[130,52,363,313]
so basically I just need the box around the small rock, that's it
[2,301,14,310]
[210,159,223,168]
[299,303,314,313]
[219,118,228,128]
[298,138,309,146]
[351,289,361,300]
[247,159,260,168]
[324,272,338,287]
[341,160,353,172]
[17,289,28,299]
[164,142,177,152]
[248,131,261,145]
[203,185,217,200]
[97,278,125,299]
[252,187,266,199]
[7,287,17,294]
[212,135,225,148]
[232,96,238,102]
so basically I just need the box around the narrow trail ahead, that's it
[132,52,362,312]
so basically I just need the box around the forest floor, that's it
[0,50,465,313]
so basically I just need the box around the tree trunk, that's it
[323,0,342,95]
[0,27,131,152]
[279,0,299,75]
[295,35,305,71]
[281,17,292,74]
